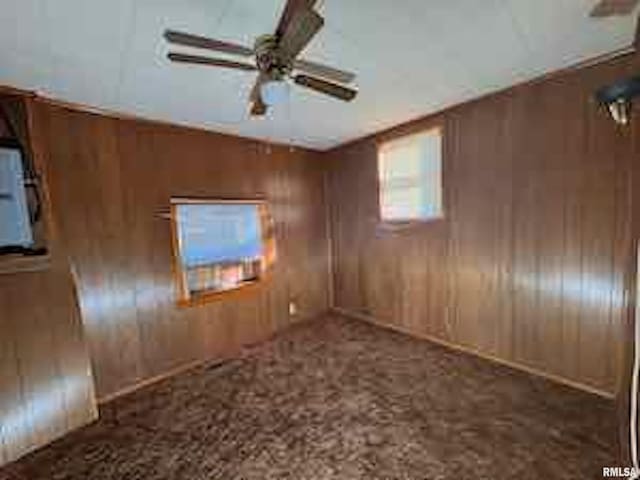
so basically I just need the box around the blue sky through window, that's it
[175,203,262,267]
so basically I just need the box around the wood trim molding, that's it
[168,198,276,307]
[0,85,310,152]
[331,307,615,400]
[0,254,51,275]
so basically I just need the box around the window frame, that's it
[169,197,275,307]
[0,98,51,274]
[376,125,445,228]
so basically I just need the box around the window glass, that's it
[0,147,33,248]
[378,128,443,222]
[170,200,275,305]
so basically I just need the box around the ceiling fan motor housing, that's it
[254,35,289,80]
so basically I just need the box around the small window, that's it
[0,147,33,249]
[0,96,49,274]
[169,199,276,306]
[378,127,443,222]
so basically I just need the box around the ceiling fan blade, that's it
[250,99,268,116]
[250,73,268,101]
[164,30,253,57]
[293,59,356,84]
[294,74,357,102]
[168,53,257,71]
[249,73,269,116]
[590,0,640,17]
[278,8,324,63]
[275,0,318,39]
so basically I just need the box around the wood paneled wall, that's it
[3,52,638,465]
[0,258,97,465]
[617,65,640,463]
[31,102,330,400]
[0,96,97,465]
[326,55,639,397]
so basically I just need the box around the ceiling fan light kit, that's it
[261,80,290,107]
[164,0,358,117]
[596,76,640,125]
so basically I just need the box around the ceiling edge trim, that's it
[0,84,321,154]
[325,45,636,153]
[1,44,634,154]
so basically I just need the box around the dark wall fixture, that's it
[596,75,640,125]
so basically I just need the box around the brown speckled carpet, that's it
[1,315,617,480]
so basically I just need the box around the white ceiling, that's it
[0,0,636,150]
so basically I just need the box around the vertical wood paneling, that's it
[32,103,330,400]
[327,55,638,396]
[0,264,97,464]
[609,55,640,463]
[0,96,97,466]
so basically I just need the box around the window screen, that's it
[378,128,443,222]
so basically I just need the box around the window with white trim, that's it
[378,127,443,222]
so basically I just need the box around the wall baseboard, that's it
[99,308,614,405]
[97,312,328,405]
[97,357,217,405]
[331,307,614,400]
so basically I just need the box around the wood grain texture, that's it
[0,95,97,466]
[31,102,330,400]
[326,55,638,397]
[617,55,640,465]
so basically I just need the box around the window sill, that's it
[0,253,51,275]
[176,277,265,308]
[376,216,445,233]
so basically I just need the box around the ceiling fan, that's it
[164,0,357,116]
[590,0,640,17]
